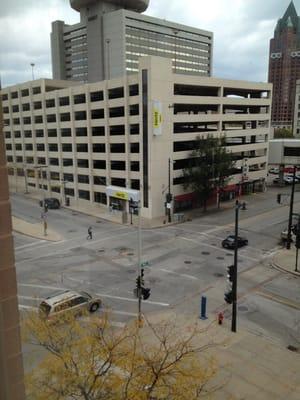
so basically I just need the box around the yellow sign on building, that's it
[153,100,162,135]
[114,191,129,200]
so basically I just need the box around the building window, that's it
[22,103,30,111]
[35,129,44,137]
[11,91,18,99]
[91,109,104,119]
[131,179,140,190]
[36,143,45,151]
[48,143,58,152]
[108,87,124,99]
[48,129,57,137]
[129,84,139,96]
[50,158,59,166]
[25,144,33,151]
[92,126,105,136]
[129,104,139,116]
[37,157,46,165]
[5,132,11,138]
[65,188,75,196]
[77,159,89,168]
[16,156,23,163]
[59,96,70,106]
[284,147,300,157]
[110,143,125,153]
[78,174,89,184]
[62,144,73,152]
[13,118,20,124]
[63,173,74,182]
[93,143,105,153]
[6,144,12,150]
[35,115,43,124]
[34,101,42,110]
[111,178,126,187]
[46,99,55,108]
[109,106,124,118]
[130,143,139,153]
[76,127,87,136]
[12,105,19,112]
[77,143,88,152]
[23,117,31,125]
[14,131,21,138]
[21,89,29,97]
[130,161,139,171]
[60,112,71,122]
[61,128,72,137]
[130,124,139,135]
[93,160,106,169]
[74,94,86,104]
[75,111,87,120]
[15,144,22,151]
[111,161,126,170]
[63,158,73,166]
[2,93,8,101]
[33,86,41,94]
[94,192,107,204]
[47,114,56,123]
[110,125,125,135]
[78,189,90,200]
[93,176,106,185]
[90,91,103,102]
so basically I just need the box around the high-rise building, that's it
[1,56,271,221]
[268,1,300,129]
[51,0,213,83]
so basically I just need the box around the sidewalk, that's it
[272,247,300,276]
[12,216,62,242]
[140,310,300,399]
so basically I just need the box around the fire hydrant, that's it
[218,311,224,325]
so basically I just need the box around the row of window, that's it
[6,142,139,153]
[5,124,139,139]
[1,84,139,102]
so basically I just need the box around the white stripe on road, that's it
[15,240,46,251]
[19,305,37,310]
[103,309,137,317]
[18,295,43,301]
[158,268,199,280]
[18,283,170,307]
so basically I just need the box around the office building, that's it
[268,1,300,129]
[293,78,300,137]
[51,0,213,82]
[1,56,272,221]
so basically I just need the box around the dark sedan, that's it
[222,235,248,249]
[39,198,61,209]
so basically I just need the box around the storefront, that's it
[105,186,140,223]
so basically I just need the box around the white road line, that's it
[103,309,137,317]
[18,283,170,307]
[158,268,198,280]
[18,295,43,301]
[15,241,46,251]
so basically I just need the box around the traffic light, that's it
[277,194,281,204]
[296,233,300,249]
[227,265,234,282]
[136,276,141,289]
[142,287,151,300]
[224,290,233,304]
[166,193,173,203]
[225,265,234,304]
[141,268,145,286]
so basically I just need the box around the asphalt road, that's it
[12,186,300,350]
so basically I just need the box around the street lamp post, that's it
[23,164,28,194]
[166,158,172,223]
[287,166,296,250]
[30,63,35,80]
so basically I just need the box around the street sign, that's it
[166,203,171,209]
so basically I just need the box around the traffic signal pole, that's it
[232,200,239,333]
[137,200,142,324]
[287,167,296,250]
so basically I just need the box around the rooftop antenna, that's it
[30,63,35,80]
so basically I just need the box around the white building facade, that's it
[1,57,272,221]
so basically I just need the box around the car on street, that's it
[39,290,102,320]
[39,197,61,209]
[273,176,297,185]
[222,235,248,249]
[281,225,298,242]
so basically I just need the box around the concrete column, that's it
[0,97,26,399]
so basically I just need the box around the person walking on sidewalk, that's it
[87,226,93,240]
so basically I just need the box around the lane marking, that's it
[103,309,137,317]
[18,283,170,307]
[15,241,46,251]
[18,295,42,301]
[158,268,198,280]
[19,305,37,310]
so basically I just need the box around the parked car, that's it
[39,197,61,209]
[269,167,279,174]
[222,235,248,249]
[39,290,102,320]
[273,176,296,185]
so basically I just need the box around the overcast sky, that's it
[0,0,298,87]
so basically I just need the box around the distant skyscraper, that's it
[268,1,300,129]
[51,0,213,83]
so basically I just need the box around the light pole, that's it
[137,199,142,325]
[23,164,28,194]
[30,63,35,80]
[61,180,68,206]
[106,39,111,80]
[287,166,296,250]
[166,158,172,223]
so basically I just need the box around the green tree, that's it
[183,135,235,211]
[22,311,220,400]
[274,128,293,139]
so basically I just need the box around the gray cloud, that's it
[0,0,299,87]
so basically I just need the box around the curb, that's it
[271,261,300,277]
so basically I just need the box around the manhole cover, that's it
[68,229,76,233]
[238,305,248,312]
[213,272,224,277]
[202,251,210,255]
[217,256,224,260]
[287,345,299,352]
[98,249,105,253]
[184,260,192,264]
